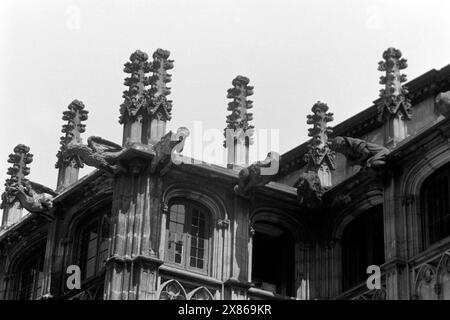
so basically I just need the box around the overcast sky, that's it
[1,0,450,222]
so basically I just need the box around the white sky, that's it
[1,0,450,222]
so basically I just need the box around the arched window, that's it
[76,212,111,280]
[421,162,450,248]
[165,200,211,274]
[251,221,295,297]
[15,243,46,300]
[342,205,385,291]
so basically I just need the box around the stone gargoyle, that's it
[150,127,190,175]
[435,91,450,118]
[234,152,280,197]
[295,170,328,208]
[9,180,57,220]
[63,136,126,174]
[330,136,389,169]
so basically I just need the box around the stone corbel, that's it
[217,219,230,230]
[161,203,169,215]
[249,225,255,237]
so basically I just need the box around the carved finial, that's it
[377,47,412,120]
[56,100,88,169]
[223,75,254,147]
[119,50,152,124]
[304,102,335,173]
[1,144,33,209]
[148,48,174,121]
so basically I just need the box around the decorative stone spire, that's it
[303,102,335,187]
[119,49,174,146]
[1,144,33,227]
[223,75,254,169]
[55,100,88,191]
[377,47,411,147]
[119,50,152,146]
[147,48,174,142]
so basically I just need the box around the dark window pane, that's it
[17,245,45,300]
[342,205,384,290]
[422,164,450,247]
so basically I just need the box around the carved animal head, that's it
[40,194,54,209]
[435,91,450,118]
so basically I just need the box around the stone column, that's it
[104,158,164,300]
[381,173,409,299]
[223,197,252,299]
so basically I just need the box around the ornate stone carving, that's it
[377,47,412,120]
[189,287,214,300]
[119,50,152,124]
[55,99,88,169]
[148,49,174,121]
[413,250,450,300]
[223,75,254,148]
[295,171,328,208]
[295,102,335,207]
[1,145,56,220]
[63,136,125,174]
[435,91,450,118]
[304,101,335,174]
[1,144,33,209]
[330,136,390,169]
[9,180,56,220]
[217,219,230,229]
[150,127,190,175]
[119,49,174,124]
[234,152,279,197]
[159,280,187,300]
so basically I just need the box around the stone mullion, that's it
[294,242,309,299]
[41,217,57,298]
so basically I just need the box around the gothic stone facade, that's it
[1,48,450,300]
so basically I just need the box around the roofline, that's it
[279,64,450,176]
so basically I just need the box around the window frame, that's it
[75,212,111,282]
[15,244,46,300]
[341,205,385,291]
[165,199,212,275]
[421,163,450,249]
